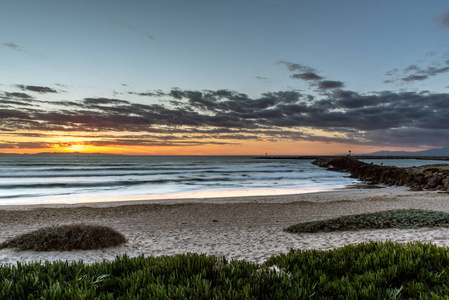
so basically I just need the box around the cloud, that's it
[276,61,319,76]
[84,139,232,147]
[435,10,449,28]
[128,90,166,98]
[2,84,449,148]
[317,80,344,90]
[290,72,323,81]
[3,43,47,59]
[83,97,131,105]
[4,92,33,99]
[0,141,53,149]
[400,66,449,82]
[3,42,23,52]
[0,91,36,108]
[276,61,323,81]
[385,55,449,84]
[277,61,345,91]
[401,74,429,82]
[2,64,449,149]
[424,66,449,76]
[404,65,419,73]
[16,85,58,94]
[7,60,443,150]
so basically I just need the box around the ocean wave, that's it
[0,177,236,189]
[0,156,360,205]
[0,192,71,199]
[0,168,304,178]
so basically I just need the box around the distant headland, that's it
[255,155,449,161]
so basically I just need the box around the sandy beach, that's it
[1,186,449,265]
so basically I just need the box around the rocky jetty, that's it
[312,156,449,192]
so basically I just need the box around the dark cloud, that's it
[291,72,323,81]
[128,90,165,97]
[276,61,316,73]
[317,80,344,90]
[0,142,53,149]
[386,56,449,84]
[424,66,449,76]
[435,11,449,28]
[278,61,345,93]
[16,85,58,94]
[401,74,429,82]
[1,132,49,137]
[84,139,232,147]
[4,92,33,99]
[3,84,449,148]
[0,91,36,107]
[278,61,323,83]
[404,65,420,73]
[399,66,449,82]
[83,97,131,105]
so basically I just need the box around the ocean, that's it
[0,155,445,205]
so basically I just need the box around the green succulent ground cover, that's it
[0,224,127,251]
[284,209,449,233]
[1,241,449,299]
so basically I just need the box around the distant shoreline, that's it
[255,155,449,161]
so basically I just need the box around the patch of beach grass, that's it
[0,224,127,251]
[284,209,449,233]
[1,241,449,298]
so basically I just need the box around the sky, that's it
[1,0,449,155]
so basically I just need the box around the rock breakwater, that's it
[312,156,449,192]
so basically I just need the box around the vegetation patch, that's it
[284,209,449,233]
[1,242,449,298]
[0,224,127,251]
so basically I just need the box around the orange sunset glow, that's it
[1,132,423,156]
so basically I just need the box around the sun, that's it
[66,144,89,152]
